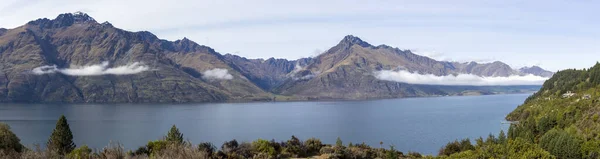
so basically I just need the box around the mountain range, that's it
[0,12,552,103]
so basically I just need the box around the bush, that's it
[305,138,323,156]
[66,145,93,159]
[345,146,372,159]
[439,138,475,156]
[320,146,335,154]
[153,142,209,159]
[407,151,422,158]
[133,146,149,156]
[198,142,216,156]
[98,142,126,159]
[0,123,24,153]
[237,142,253,158]
[252,139,276,157]
[221,139,239,155]
[581,140,600,159]
[146,140,168,155]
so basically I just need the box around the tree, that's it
[166,125,183,144]
[336,137,343,147]
[0,123,23,153]
[221,139,239,154]
[386,145,400,159]
[498,130,507,144]
[540,129,582,159]
[47,115,76,155]
[284,135,305,157]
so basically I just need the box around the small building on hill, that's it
[582,94,592,100]
[562,91,576,98]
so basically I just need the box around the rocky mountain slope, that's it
[518,66,554,77]
[268,35,547,99]
[0,12,270,103]
[0,13,552,103]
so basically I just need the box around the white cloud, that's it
[288,64,318,80]
[202,68,233,80]
[374,70,548,86]
[32,62,150,76]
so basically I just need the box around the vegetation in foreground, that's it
[0,115,427,159]
[0,115,555,159]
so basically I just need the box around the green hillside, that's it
[438,63,600,159]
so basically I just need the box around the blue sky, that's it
[0,0,598,71]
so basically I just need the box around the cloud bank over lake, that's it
[374,70,548,86]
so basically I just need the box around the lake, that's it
[0,94,528,155]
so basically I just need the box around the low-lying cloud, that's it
[32,62,151,76]
[374,70,548,86]
[202,68,234,80]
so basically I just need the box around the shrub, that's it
[146,140,168,155]
[320,146,335,154]
[439,138,474,156]
[581,140,600,159]
[252,139,276,157]
[221,139,239,154]
[346,147,371,159]
[198,142,216,156]
[305,138,323,156]
[237,142,253,158]
[133,146,149,156]
[407,151,422,158]
[98,142,126,159]
[66,145,93,159]
[153,142,209,159]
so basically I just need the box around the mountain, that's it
[222,54,312,91]
[268,35,545,99]
[518,66,554,77]
[0,12,270,103]
[0,13,551,103]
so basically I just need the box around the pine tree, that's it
[166,125,183,144]
[336,137,343,147]
[0,123,24,153]
[47,115,76,155]
[498,130,507,144]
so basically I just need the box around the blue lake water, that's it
[0,94,528,155]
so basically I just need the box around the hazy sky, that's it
[0,0,598,71]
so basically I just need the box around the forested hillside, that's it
[437,63,600,159]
